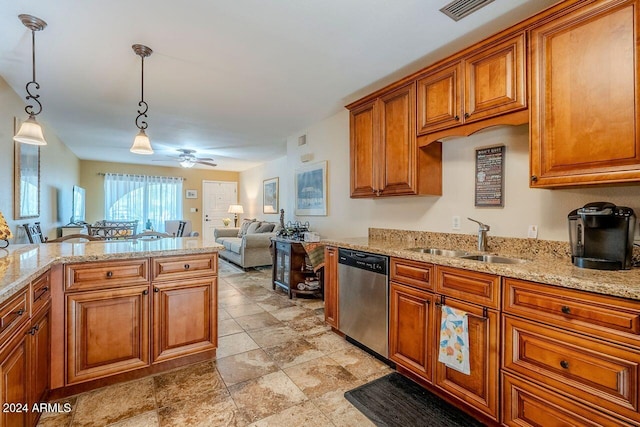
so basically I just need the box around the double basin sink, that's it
[406,247,527,264]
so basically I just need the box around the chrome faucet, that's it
[468,218,490,252]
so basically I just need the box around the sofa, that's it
[214,220,282,269]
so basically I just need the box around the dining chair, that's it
[23,222,47,243]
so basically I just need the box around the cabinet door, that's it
[434,298,499,421]
[389,282,434,381]
[350,100,378,198]
[417,62,463,134]
[152,278,217,363]
[0,324,30,427]
[29,305,50,426]
[378,83,418,196]
[464,33,526,122]
[66,286,150,384]
[530,0,640,187]
[323,247,339,328]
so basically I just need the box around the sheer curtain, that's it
[104,174,183,232]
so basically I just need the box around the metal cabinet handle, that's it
[34,286,49,302]
[561,306,571,314]
[454,115,460,121]
[184,264,190,270]
[106,271,113,278]
[142,289,149,295]
[154,287,160,293]
[15,309,25,316]
[464,112,470,119]
[531,175,538,182]
[560,360,570,369]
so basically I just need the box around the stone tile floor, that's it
[38,260,392,426]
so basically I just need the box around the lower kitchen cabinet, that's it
[323,246,338,328]
[434,297,500,422]
[389,282,434,381]
[66,285,150,384]
[152,278,217,363]
[0,323,30,427]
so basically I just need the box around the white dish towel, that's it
[438,305,471,375]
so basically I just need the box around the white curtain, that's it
[104,174,183,232]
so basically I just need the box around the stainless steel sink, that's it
[406,248,469,257]
[458,254,527,264]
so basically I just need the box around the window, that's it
[104,173,183,232]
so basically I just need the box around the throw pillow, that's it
[237,219,257,238]
[245,221,262,234]
[255,223,275,233]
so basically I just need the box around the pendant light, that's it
[14,14,48,146]
[130,44,154,155]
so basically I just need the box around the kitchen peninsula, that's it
[0,238,221,427]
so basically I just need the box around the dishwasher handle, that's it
[338,249,388,274]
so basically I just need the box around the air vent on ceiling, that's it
[440,0,495,22]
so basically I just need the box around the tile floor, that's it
[37,260,393,426]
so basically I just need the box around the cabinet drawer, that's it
[502,373,633,427]
[434,266,499,309]
[275,241,290,253]
[65,259,149,291]
[504,278,640,349]
[390,258,433,291]
[503,315,640,421]
[31,270,51,315]
[0,288,29,344]
[152,253,217,281]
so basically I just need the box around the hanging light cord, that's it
[24,28,42,117]
[135,55,148,130]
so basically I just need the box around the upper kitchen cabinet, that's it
[530,0,640,187]
[348,82,442,198]
[417,32,527,139]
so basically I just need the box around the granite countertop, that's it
[0,237,223,304]
[322,236,640,301]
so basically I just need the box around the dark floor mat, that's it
[345,373,485,427]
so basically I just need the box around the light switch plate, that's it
[528,225,538,239]
[452,216,461,230]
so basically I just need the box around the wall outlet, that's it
[452,215,461,230]
[528,225,538,239]
[190,207,197,213]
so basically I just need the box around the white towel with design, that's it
[438,305,470,375]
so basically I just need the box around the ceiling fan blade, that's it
[195,157,214,161]
[196,161,217,167]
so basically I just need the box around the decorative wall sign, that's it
[185,189,198,199]
[475,145,505,207]
[295,161,327,216]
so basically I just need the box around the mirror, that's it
[13,118,40,219]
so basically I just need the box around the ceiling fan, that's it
[154,149,217,168]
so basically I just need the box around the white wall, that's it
[0,75,80,242]
[241,109,640,242]
[239,156,288,224]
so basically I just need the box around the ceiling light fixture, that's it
[130,44,154,155]
[180,158,195,168]
[14,14,48,146]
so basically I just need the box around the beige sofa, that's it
[214,221,282,269]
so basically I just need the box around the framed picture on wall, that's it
[294,161,327,216]
[185,189,198,199]
[263,177,279,214]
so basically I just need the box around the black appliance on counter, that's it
[568,202,636,270]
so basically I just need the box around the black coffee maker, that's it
[568,202,636,270]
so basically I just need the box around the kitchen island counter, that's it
[0,237,223,304]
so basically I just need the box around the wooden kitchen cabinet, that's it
[152,278,217,363]
[348,82,442,198]
[66,285,150,384]
[0,323,30,427]
[529,0,640,187]
[434,296,500,422]
[28,303,50,426]
[389,282,434,381]
[323,246,338,328]
[417,32,526,135]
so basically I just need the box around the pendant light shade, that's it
[14,14,47,146]
[130,129,153,155]
[14,114,46,145]
[130,44,154,155]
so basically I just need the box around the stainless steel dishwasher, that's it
[338,248,389,358]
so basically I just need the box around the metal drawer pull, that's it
[560,360,570,369]
[154,287,160,293]
[142,289,149,295]
[184,264,190,270]
[561,306,571,314]
[15,308,25,316]
[106,271,113,278]
[28,325,39,336]
[34,286,49,302]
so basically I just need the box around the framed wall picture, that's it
[295,161,327,216]
[14,117,40,219]
[185,189,198,199]
[263,177,279,214]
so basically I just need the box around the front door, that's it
[202,181,238,242]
